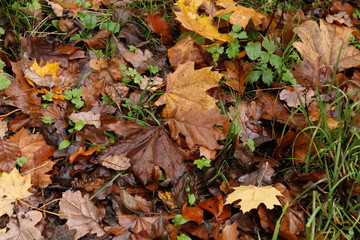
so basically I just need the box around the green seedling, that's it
[64,88,84,109]
[207,43,224,62]
[129,45,137,52]
[42,116,53,124]
[0,59,10,90]
[120,64,143,84]
[185,185,196,205]
[172,214,189,226]
[16,157,27,167]
[194,157,211,170]
[58,140,71,150]
[147,64,161,74]
[177,234,192,240]
[42,91,53,102]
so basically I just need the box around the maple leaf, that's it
[0,168,33,216]
[0,211,43,240]
[155,61,223,118]
[97,125,186,185]
[225,185,283,213]
[59,190,106,240]
[167,108,230,150]
[174,0,233,42]
[293,19,360,72]
[214,0,267,29]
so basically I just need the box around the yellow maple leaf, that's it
[30,60,61,79]
[0,168,33,216]
[174,0,233,42]
[225,185,283,213]
[155,61,223,118]
[214,0,267,29]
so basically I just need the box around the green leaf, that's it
[226,40,240,58]
[74,120,85,131]
[42,92,53,101]
[42,116,53,124]
[172,214,189,226]
[188,193,196,205]
[269,54,282,70]
[0,27,4,35]
[218,13,233,21]
[245,42,262,60]
[259,52,270,64]
[194,158,211,170]
[282,69,297,85]
[262,68,274,86]
[177,234,192,240]
[247,139,255,152]
[263,37,276,54]
[16,157,27,167]
[59,140,71,150]
[247,70,261,84]
[73,98,84,109]
[0,60,5,69]
[231,24,242,33]
[72,88,83,98]
[100,21,120,33]
[0,74,11,90]
[82,14,97,29]
[129,46,137,52]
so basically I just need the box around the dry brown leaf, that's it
[238,162,275,186]
[101,154,131,171]
[225,185,283,213]
[279,85,314,107]
[83,29,112,49]
[0,139,21,172]
[0,120,8,139]
[215,0,267,29]
[155,61,222,118]
[174,0,233,42]
[167,108,229,150]
[24,160,56,189]
[217,222,241,240]
[68,111,101,128]
[59,190,106,240]
[123,48,153,73]
[0,211,43,240]
[293,19,360,72]
[89,58,108,71]
[0,168,33,216]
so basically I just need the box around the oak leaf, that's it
[225,185,283,213]
[0,211,43,240]
[167,108,229,150]
[215,0,267,29]
[293,19,360,72]
[59,190,106,240]
[155,61,222,118]
[0,168,33,216]
[174,0,233,42]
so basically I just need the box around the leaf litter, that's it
[0,0,359,239]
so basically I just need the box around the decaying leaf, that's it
[101,154,131,171]
[167,108,229,150]
[0,168,33,216]
[293,19,360,72]
[0,139,21,172]
[59,190,106,240]
[155,61,222,118]
[279,85,315,107]
[68,111,101,128]
[0,211,43,240]
[225,185,283,213]
[174,0,233,42]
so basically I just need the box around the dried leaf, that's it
[68,111,101,128]
[293,19,360,72]
[225,185,283,213]
[59,190,106,240]
[101,154,131,171]
[0,139,21,172]
[155,61,222,118]
[84,29,112,49]
[182,204,204,225]
[0,168,33,216]
[279,85,314,107]
[0,211,43,240]
[167,108,229,150]
[0,120,8,139]
[147,12,171,37]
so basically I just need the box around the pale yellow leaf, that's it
[225,185,283,213]
[0,168,33,216]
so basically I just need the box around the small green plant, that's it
[0,59,10,90]
[64,88,84,109]
[58,140,71,150]
[185,184,196,205]
[75,0,91,8]
[120,64,143,84]
[207,43,224,62]
[246,139,255,152]
[245,37,296,86]
[129,45,137,52]
[147,64,161,75]
[16,157,27,167]
[194,157,211,170]
[172,214,189,226]
[42,116,53,124]
[349,35,360,50]
[226,24,247,58]
[42,91,53,102]
[177,234,192,240]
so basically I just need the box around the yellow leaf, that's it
[225,185,283,213]
[214,0,267,29]
[30,60,60,79]
[0,168,33,216]
[174,0,233,42]
[155,61,223,118]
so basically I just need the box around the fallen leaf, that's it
[155,61,222,118]
[293,19,360,72]
[0,168,33,216]
[279,85,314,107]
[84,29,112,49]
[24,160,56,189]
[101,154,131,171]
[0,211,43,240]
[182,204,204,225]
[97,125,186,185]
[123,48,153,72]
[68,111,101,128]
[147,12,171,37]
[174,0,233,42]
[215,0,267,29]
[59,190,106,240]
[225,185,283,213]
[0,139,21,172]
[167,108,229,150]
[0,120,8,139]
[217,222,241,240]
[238,162,275,186]
[224,60,253,94]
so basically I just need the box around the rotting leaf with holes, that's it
[155,61,223,118]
